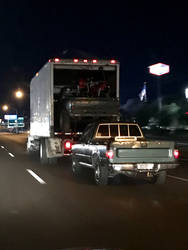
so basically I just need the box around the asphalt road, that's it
[1,133,188,250]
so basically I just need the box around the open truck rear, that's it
[27,58,120,164]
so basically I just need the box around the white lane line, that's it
[8,152,15,158]
[167,175,188,183]
[26,169,46,184]
[1,145,8,151]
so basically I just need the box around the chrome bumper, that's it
[111,163,179,172]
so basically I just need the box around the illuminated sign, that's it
[4,115,17,120]
[149,63,170,76]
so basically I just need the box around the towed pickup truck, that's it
[71,122,179,185]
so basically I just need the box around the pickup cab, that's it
[71,122,179,185]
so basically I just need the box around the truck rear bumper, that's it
[111,163,179,173]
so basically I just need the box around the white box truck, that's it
[27,58,120,164]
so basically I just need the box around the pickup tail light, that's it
[106,150,114,159]
[64,140,72,151]
[173,149,180,159]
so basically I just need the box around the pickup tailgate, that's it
[112,140,176,163]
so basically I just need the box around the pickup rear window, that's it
[129,125,141,136]
[119,125,128,136]
[97,125,109,136]
[96,124,142,137]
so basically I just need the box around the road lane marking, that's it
[167,175,188,183]
[1,145,16,157]
[1,145,8,151]
[8,152,15,158]
[26,169,46,184]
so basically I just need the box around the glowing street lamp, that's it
[15,89,24,99]
[2,105,9,111]
[149,63,170,111]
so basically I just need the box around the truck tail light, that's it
[173,149,180,159]
[106,150,114,159]
[83,59,88,63]
[110,59,116,64]
[54,58,60,62]
[73,59,79,63]
[64,140,72,151]
[92,59,98,63]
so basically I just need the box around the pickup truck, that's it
[71,122,179,185]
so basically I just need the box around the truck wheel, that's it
[40,138,48,165]
[149,171,167,185]
[72,155,82,177]
[94,159,108,186]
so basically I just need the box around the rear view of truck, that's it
[27,58,120,164]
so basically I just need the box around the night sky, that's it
[0,2,188,115]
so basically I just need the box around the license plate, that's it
[137,163,154,170]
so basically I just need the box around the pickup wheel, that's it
[94,159,108,186]
[149,170,167,184]
[72,155,82,177]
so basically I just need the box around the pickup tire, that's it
[72,155,82,177]
[94,159,108,186]
[149,170,167,184]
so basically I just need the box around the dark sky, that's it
[0,2,188,114]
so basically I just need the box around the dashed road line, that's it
[8,152,15,158]
[1,145,15,158]
[26,169,46,184]
[167,175,188,183]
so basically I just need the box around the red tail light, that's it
[54,58,60,62]
[64,141,72,150]
[106,150,114,159]
[92,59,97,63]
[73,59,79,63]
[83,59,88,63]
[110,59,116,64]
[173,149,179,159]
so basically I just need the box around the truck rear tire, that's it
[149,170,167,185]
[94,159,108,186]
[40,138,48,165]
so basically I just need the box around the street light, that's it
[2,104,9,111]
[15,89,24,99]
[148,63,170,111]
